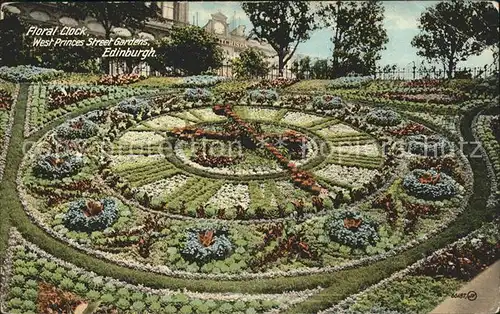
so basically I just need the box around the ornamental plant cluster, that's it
[63,198,119,232]
[0,89,13,110]
[366,109,402,126]
[98,73,144,85]
[181,225,233,264]
[117,97,151,117]
[406,134,452,156]
[55,117,99,140]
[248,89,279,102]
[325,210,379,249]
[183,88,213,102]
[0,65,63,82]
[327,75,372,89]
[33,154,84,180]
[178,75,229,87]
[312,94,343,110]
[402,169,458,200]
[48,85,108,110]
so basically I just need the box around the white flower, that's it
[137,174,189,197]
[314,164,380,188]
[317,123,361,138]
[282,112,326,127]
[117,131,165,146]
[205,183,250,210]
[330,143,381,157]
[143,114,190,130]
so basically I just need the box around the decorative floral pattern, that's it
[402,169,459,200]
[63,198,119,232]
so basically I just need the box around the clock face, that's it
[214,21,225,35]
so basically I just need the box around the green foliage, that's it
[350,275,463,313]
[149,25,224,75]
[68,3,161,38]
[0,15,26,66]
[319,1,388,76]
[290,56,311,79]
[242,1,317,74]
[411,0,489,78]
[232,48,269,78]
[311,59,330,79]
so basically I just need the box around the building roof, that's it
[211,12,227,20]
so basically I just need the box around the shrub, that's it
[232,48,269,78]
[325,210,379,248]
[33,154,84,179]
[181,224,233,264]
[366,109,402,126]
[406,134,452,156]
[248,89,278,102]
[402,169,458,200]
[55,117,99,139]
[184,88,212,101]
[117,97,151,117]
[312,94,343,110]
[63,198,119,232]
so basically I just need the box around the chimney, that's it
[196,12,199,26]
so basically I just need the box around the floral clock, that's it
[17,91,472,280]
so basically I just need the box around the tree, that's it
[68,2,161,73]
[231,48,269,78]
[311,59,329,79]
[470,2,499,67]
[0,14,26,66]
[148,25,224,76]
[411,0,486,79]
[241,1,316,76]
[290,56,311,79]
[319,1,388,77]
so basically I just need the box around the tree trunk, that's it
[103,28,112,74]
[446,58,455,79]
[278,52,284,77]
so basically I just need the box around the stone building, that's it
[201,11,300,77]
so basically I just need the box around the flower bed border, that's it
[0,84,19,182]
[0,228,321,314]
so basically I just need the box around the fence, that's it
[109,60,296,80]
[108,59,497,81]
[373,64,498,80]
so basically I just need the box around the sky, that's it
[188,1,496,68]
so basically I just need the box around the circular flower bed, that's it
[248,89,278,102]
[402,169,458,200]
[325,210,379,248]
[117,97,151,117]
[184,88,212,102]
[406,134,452,156]
[181,225,233,264]
[55,117,99,139]
[63,198,119,232]
[366,109,402,126]
[313,95,343,110]
[33,154,84,179]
